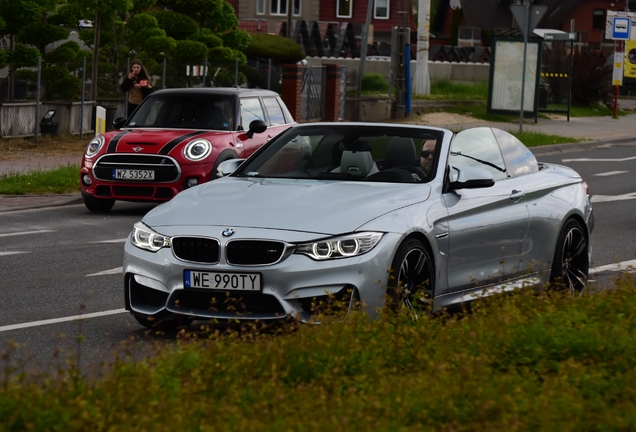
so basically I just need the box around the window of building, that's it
[593,9,605,30]
[271,0,300,16]
[257,0,265,14]
[337,0,352,18]
[374,0,389,19]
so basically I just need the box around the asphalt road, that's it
[1,141,635,372]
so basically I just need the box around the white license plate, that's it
[113,169,155,180]
[184,270,261,291]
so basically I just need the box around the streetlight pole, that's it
[413,0,431,95]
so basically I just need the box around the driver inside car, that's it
[420,139,437,176]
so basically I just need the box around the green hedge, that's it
[2,277,636,430]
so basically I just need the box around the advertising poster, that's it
[625,41,636,79]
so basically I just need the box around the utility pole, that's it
[413,0,431,95]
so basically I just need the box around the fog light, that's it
[185,178,199,188]
[82,174,92,186]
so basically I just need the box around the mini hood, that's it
[102,128,227,155]
[143,177,431,235]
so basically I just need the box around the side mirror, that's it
[113,116,127,129]
[447,166,495,192]
[217,158,245,178]
[245,119,267,138]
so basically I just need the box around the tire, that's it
[387,238,435,315]
[83,195,115,213]
[133,313,192,332]
[550,219,589,293]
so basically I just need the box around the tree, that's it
[0,0,42,100]
[62,0,132,99]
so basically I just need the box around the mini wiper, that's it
[450,151,506,173]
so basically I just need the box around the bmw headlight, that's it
[85,135,105,157]
[130,222,170,252]
[295,232,383,260]
[184,139,212,161]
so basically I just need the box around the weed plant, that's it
[0,165,80,194]
[2,277,636,430]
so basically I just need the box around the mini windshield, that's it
[127,94,235,130]
[235,125,443,183]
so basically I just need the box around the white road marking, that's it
[0,309,127,333]
[90,238,127,244]
[591,192,636,203]
[0,230,55,238]
[1,259,635,333]
[594,170,629,177]
[86,267,123,277]
[590,259,636,275]
[562,156,636,162]
[0,251,29,256]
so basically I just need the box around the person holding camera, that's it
[120,60,153,118]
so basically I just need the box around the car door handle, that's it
[509,190,525,202]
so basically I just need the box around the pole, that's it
[357,0,374,121]
[80,56,86,140]
[125,57,130,118]
[614,40,622,119]
[519,1,530,134]
[414,0,431,95]
[35,56,41,144]
[286,0,293,39]
[162,57,167,89]
[267,58,272,90]
[234,59,238,87]
[567,19,574,122]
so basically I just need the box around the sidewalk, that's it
[2,103,636,213]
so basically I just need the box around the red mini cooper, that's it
[80,88,295,212]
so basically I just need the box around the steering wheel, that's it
[391,165,427,183]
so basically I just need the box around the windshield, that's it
[127,94,235,130]
[235,125,443,183]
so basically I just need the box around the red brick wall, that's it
[281,64,303,121]
[564,0,629,45]
[324,64,342,121]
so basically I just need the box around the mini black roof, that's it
[150,87,281,98]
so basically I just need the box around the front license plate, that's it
[113,169,155,180]
[184,270,261,291]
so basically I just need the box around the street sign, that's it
[543,32,576,41]
[606,10,636,40]
[510,4,547,38]
[613,17,630,40]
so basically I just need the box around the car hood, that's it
[143,177,431,235]
[103,128,226,154]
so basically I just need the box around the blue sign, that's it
[613,17,631,40]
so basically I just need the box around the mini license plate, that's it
[113,169,155,180]
[184,270,261,291]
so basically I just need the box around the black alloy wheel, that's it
[550,219,589,294]
[387,238,435,317]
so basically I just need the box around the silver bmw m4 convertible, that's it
[123,123,593,329]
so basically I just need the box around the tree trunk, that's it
[90,10,102,101]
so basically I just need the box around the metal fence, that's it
[0,59,349,139]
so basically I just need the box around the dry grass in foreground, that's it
[0,134,87,161]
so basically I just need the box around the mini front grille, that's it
[226,240,287,265]
[93,154,180,182]
[113,186,155,197]
[170,289,286,316]
[172,237,220,263]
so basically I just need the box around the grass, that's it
[510,130,583,147]
[0,165,80,194]
[2,276,636,430]
[418,79,490,101]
